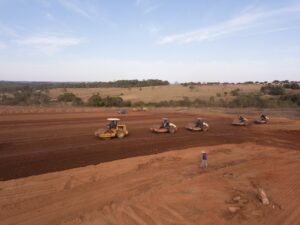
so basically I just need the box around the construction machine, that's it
[254,114,269,124]
[94,118,129,139]
[232,115,248,126]
[186,118,209,131]
[150,118,177,134]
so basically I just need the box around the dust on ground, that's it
[0,108,299,225]
[1,143,300,225]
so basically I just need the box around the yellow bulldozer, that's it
[94,118,129,139]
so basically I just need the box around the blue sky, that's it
[0,0,300,82]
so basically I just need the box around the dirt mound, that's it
[1,143,300,225]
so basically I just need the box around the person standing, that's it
[201,150,208,169]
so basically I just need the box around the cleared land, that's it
[0,108,299,180]
[49,84,263,102]
[0,108,299,225]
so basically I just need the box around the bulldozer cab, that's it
[261,114,268,120]
[107,118,120,130]
[239,115,246,122]
[161,118,170,128]
[196,118,204,128]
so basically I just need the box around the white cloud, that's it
[0,24,18,37]
[158,4,300,44]
[141,23,160,36]
[143,4,159,14]
[14,35,84,54]
[58,0,94,19]
[135,0,160,14]
[242,25,300,37]
[45,12,55,21]
[147,24,160,34]
[35,0,52,8]
[15,35,82,46]
[0,41,8,49]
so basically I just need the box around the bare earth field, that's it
[0,107,299,225]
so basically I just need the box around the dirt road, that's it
[0,109,299,180]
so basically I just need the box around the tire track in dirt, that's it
[0,111,299,180]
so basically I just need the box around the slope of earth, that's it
[1,143,300,225]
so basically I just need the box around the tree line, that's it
[0,82,299,107]
[181,80,300,87]
[0,79,169,92]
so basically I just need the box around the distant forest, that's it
[0,79,299,107]
[0,79,170,91]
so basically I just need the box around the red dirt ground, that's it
[0,108,300,225]
[0,109,299,181]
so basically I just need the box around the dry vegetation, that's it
[49,84,263,103]
[1,81,299,107]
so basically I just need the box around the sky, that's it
[0,0,300,83]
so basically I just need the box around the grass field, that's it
[49,84,263,103]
